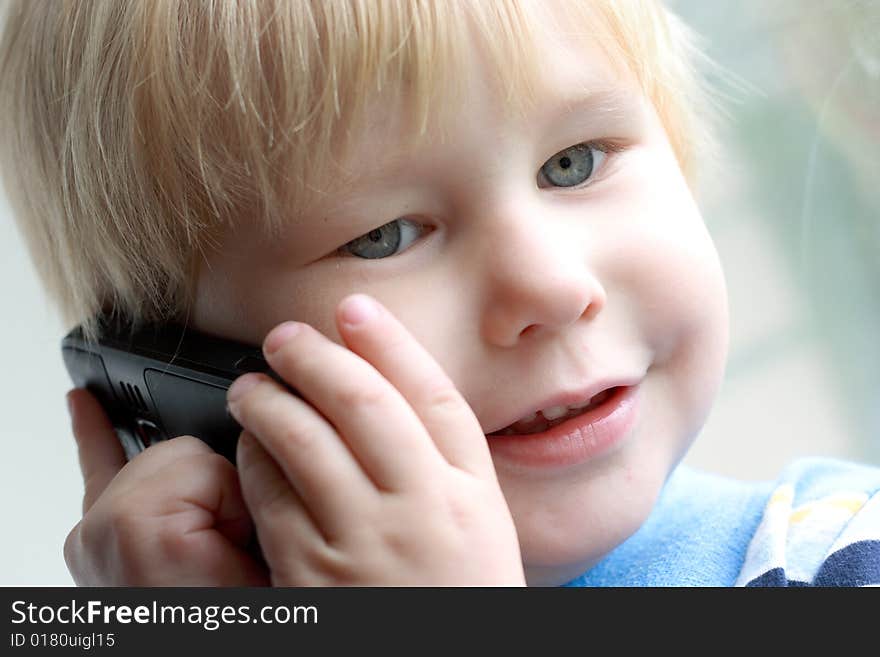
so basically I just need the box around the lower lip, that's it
[486,384,641,469]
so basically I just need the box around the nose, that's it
[475,200,607,347]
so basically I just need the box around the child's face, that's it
[193,9,729,585]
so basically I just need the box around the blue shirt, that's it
[563,458,880,587]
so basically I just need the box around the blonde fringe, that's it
[0,0,721,344]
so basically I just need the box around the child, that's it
[1,0,877,586]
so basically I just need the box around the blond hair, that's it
[0,0,717,343]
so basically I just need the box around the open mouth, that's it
[488,387,622,436]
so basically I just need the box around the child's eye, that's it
[337,218,426,259]
[538,142,614,188]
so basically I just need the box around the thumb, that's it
[67,388,127,514]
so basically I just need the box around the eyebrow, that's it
[334,84,644,195]
[545,84,645,126]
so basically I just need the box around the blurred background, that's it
[1,0,878,584]
[672,0,880,477]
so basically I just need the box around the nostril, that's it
[520,324,541,339]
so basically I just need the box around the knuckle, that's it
[74,514,100,552]
[172,434,205,449]
[271,560,323,587]
[235,431,262,474]
[227,379,275,425]
[313,549,357,584]
[335,382,387,410]
[73,495,165,585]
[155,529,194,563]
[423,380,463,413]
[113,535,153,582]
[201,450,236,477]
[147,434,210,460]
[443,490,481,533]
[99,491,144,540]
[274,416,322,454]
[281,535,355,585]
[378,524,415,558]
[105,504,138,538]
[62,522,83,568]
[256,480,297,520]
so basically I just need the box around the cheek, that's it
[628,225,729,363]
[595,159,730,450]
[600,152,730,371]
[257,271,472,380]
[194,259,349,348]
[366,279,477,385]
[625,212,730,452]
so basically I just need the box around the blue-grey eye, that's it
[540,144,606,188]
[340,218,423,259]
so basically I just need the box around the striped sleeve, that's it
[735,458,880,587]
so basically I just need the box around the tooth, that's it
[541,405,569,420]
[500,390,618,435]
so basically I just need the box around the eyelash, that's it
[538,139,624,190]
[334,139,625,260]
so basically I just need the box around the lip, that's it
[485,383,642,469]
[484,377,643,435]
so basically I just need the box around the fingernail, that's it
[227,373,261,403]
[341,294,377,327]
[264,321,302,354]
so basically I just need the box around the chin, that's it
[516,462,665,586]
[505,367,705,586]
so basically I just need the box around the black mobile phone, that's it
[61,316,291,464]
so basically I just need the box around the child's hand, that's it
[227,294,525,586]
[63,388,270,586]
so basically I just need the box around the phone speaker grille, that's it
[119,380,149,412]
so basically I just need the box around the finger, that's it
[67,388,127,514]
[236,430,328,579]
[336,294,495,478]
[141,450,270,586]
[151,450,256,549]
[259,321,446,491]
[84,433,231,497]
[227,375,376,537]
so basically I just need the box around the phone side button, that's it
[134,418,164,447]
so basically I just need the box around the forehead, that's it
[276,0,643,221]
[332,23,639,186]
